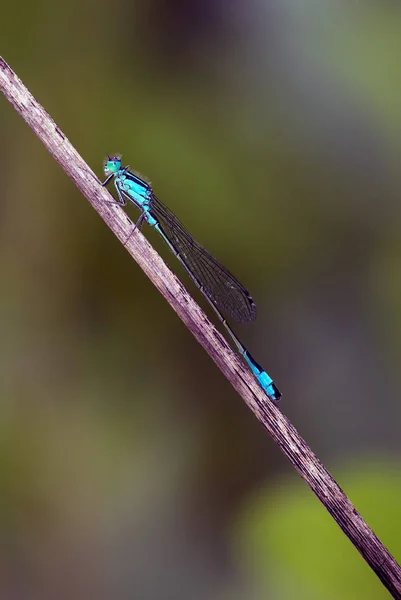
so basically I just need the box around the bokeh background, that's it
[1,1,401,598]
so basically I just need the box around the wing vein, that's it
[150,193,257,323]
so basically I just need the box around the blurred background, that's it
[1,1,401,598]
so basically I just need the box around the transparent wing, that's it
[150,193,257,323]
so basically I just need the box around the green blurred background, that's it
[1,1,401,598]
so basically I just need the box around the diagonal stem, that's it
[1,54,400,599]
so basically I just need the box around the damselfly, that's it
[102,156,281,401]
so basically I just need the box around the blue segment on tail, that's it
[244,351,281,401]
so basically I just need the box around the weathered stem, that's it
[1,55,400,599]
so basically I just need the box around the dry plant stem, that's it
[1,55,401,598]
